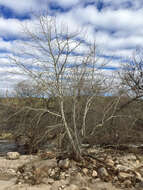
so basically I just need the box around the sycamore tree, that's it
[9,15,114,160]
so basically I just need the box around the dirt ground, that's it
[0,153,139,190]
[0,178,122,190]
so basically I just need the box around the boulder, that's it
[6,152,20,160]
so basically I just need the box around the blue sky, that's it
[0,0,142,93]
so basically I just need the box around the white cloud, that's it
[0,17,22,37]
[0,0,143,91]
[70,5,143,32]
[0,0,49,14]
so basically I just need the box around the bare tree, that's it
[14,80,38,98]
[9,16,113,160]
[119,50,143,110]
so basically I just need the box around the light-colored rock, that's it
[87,148,97,154]
[6,152,20,160]
[48,168,60,180]
[118,172,133,181]
[92,170,98,178]
[106,159,114,167]
[136,160,140,165]
[135,171,143,182]
[7,168,16,176]
[60,172,66,179]
[115,164,130,172]
[58,185,66,190]
[92,159,96,166]
[82,168,88,175]
[58,159,70,169]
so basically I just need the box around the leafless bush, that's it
[6,106,62,153]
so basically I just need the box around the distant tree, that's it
[119,51,143,109]
[14,80,38,98]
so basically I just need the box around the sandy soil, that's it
[0,153,139,190]
[0,179,123,190]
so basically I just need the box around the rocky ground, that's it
[0,147,143,190]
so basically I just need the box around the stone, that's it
[60,172,66,179]
[87,148,97,154]
[6,152,20,160]
[138,167,143,177]
[58,159,70,169]
[59,185,65,190]
[135,171,143,182]
[115,164,130,172]
[118,172,133,181]
[92,159,96,166]
[114,160,119,165]
[106,159,114,167]
[48,168,60,180]
[98,167,109,181]
[123,179,132,188]
[7,168,16,176]
[82,168,88,175]
[136,160,140,165]
[92,170,98,178]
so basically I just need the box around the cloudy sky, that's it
[0,0,142,93]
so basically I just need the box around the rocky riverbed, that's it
[0,146,143,190]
